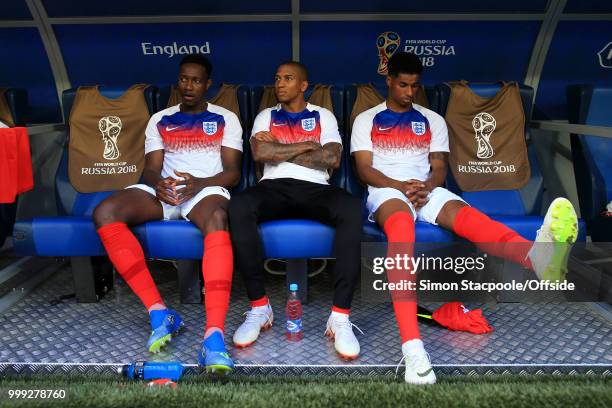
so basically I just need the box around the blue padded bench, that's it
[15,85,257,303]
[567,85,612,242]
[12,86,174,302]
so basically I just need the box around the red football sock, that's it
[331,306,350,315]
[97,222,162,309]
[202,230,233,333]
[383,211,420,342]
[452,206,532,268]
[251,296,269,308]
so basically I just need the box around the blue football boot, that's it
[147,309,184,353]
[198,331,234,374]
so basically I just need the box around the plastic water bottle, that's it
[118,361,184,381]
[285,283,303,341]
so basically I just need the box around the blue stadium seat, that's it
[437,83,543,215]
[56,86,156,218]
[437,82,585,241]
[13,86,164,301]
[260,220,336,259]
[567,85,612,241]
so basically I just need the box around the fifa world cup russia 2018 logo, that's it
[472,112,496,159]
[99,116,122,160]
[376,32,400,75]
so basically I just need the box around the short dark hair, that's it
[179,54,213,78]
[387,52,423,77]
[278,61,308,81]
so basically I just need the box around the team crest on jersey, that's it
[202,121,218,135]
[301,118,316,132]
[411,121,427,136]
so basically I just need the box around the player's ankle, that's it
[204,327,223,339]
[147,303,167,312]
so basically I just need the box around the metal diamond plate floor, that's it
[0,263,611,377]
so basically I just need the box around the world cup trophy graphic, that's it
[472,112,496,159]
[99,116,122,160]
[376,32,400,75]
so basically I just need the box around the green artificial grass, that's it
[0,374,611,408]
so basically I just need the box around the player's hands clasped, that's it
[402,179,432,210]
[155,177,180,206]
[174,170,203,205]
[154,171,205,206]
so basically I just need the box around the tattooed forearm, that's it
[251,139,317,164]
[288,143,342,170]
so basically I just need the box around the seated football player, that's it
[229,61,363,359]
[93,54,242,372]
[351,52,578,384]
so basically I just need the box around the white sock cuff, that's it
[330,310,350,319]
[252,303,271,312]
[402,338,425,355]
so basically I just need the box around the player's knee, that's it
[93,199,123,229]
[436,199,467,228]
[205,207,228,233]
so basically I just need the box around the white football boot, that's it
[324,311,362,360]
[232,304,273,348]
[399,339,436,385]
